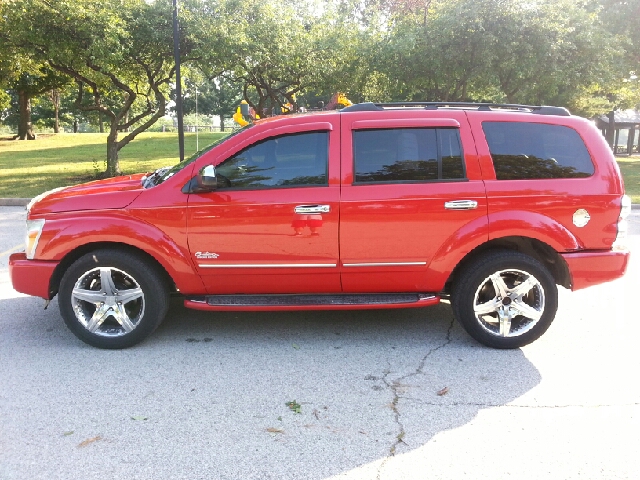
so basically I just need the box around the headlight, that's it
[25,219,46,259]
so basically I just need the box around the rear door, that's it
[339,111,488,293]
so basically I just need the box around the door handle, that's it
[444,200,478,210]
[294,205,331,214]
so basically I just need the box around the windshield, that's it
[151,125,253,187]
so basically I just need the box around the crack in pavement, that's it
[401,398,640,409]
[376,318,455,480]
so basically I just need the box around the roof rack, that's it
[341,102,571,116]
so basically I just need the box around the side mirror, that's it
[192,165,217,193]
[198,165,218,190]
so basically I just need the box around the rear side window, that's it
[482,122,594,180]
[353,128,465,183]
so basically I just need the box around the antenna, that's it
[195,85,199,152]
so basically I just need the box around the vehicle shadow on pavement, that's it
[0,295,540,480]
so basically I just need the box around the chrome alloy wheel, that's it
[71,267,146,337]
[473,269,545,338]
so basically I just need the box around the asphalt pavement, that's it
[1,206,639,480]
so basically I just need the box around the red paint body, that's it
[10,108,629,310]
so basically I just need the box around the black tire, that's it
[451,250,558,349]
[58,249,169,349]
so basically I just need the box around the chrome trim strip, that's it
[198,263,337,269]
[342,262,427,267]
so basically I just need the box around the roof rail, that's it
[341,101,571,116]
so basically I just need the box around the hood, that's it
[29,174,146,215]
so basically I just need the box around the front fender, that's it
[36,211,206,294]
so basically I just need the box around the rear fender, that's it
[426,215,490,290]
[487,211,581,251]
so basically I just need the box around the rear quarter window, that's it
[482,122,594,180]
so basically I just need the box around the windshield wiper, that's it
[141,166,173,189]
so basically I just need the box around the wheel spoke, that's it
[100,268,117,295]
[510,299,543,321]
[117,287,143,305]
[474,297,502,316]
[86,304,110,333]
[490,273,509,298]
[511,276,538,298]
[498,306,512,337]
[113,304,136,333]
[72,288,105,305]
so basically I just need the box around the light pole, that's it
[172,0,185,162]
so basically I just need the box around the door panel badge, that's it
[195,252,219,259]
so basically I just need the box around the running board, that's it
[184,293,440,312]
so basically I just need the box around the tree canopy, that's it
[1,0,639,176]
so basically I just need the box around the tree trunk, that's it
[220,115,225,131]
[99,112,104,133]
[105,130,122,177]
[51,89,60,133]
[17,90,36,140]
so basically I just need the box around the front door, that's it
[187,124,341,294]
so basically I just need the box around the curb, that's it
[0,198,30,206]
[2,198,640,209]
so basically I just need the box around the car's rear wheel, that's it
[58,249,169,349]
[452,250,558,349]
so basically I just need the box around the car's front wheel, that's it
[452,250,558,349]
[58,249,169,349]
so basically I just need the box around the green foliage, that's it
[2,0,640,160]
[179,76,242,128]
[199,0,360,116]
[365,0,621,110]
[0,0,208,174]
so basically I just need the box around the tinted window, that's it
[215,132,328,189]
[482,122,594,180]
[353,128,465,183]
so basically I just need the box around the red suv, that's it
[10,102,631,349]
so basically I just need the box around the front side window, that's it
[353,128,465,183]
[215,131,328,189]
[482,122,594,180]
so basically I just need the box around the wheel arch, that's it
[48,242,177,298]
[444,236,572,294]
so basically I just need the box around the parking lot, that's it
[1,205,639,480]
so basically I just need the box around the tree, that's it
[11,70,70,139]
[200,0,360,117]
[354,0,621,112]
[0,44,70,139]
[1,0,205,176]
[180,76,243,131]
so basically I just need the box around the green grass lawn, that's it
[616,155,640,204]
[1,132,639,202]
[0,132,227,198]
